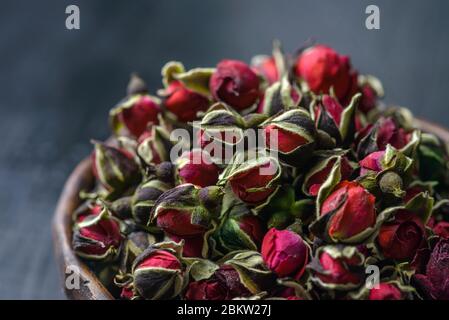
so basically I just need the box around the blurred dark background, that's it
[0,0,448,299]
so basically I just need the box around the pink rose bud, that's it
[368,283,403,300]
[377,117,410,150]
[210,59,260,111]
[320,181,376,241]
[377,210,425,261]
[295,45,358,104]
[359,150,385,175]
[261,228,309,279]
[315,249,363,286]
[252,56,279,85]
[177,149,221,187]
[164,80,210,122]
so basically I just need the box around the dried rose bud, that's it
[262,109,316,165]
[132,179,171,225]
[176,149,221,187]
[319,181,376,242]
[310,246,364,289]
[261,228,309,279]
[164,80,210,122]
[110,74,161,137]
[137,126,172,165]
[252,56,279,85]
[359,151,385,175]
[210,60,260,111]
[167,233,203,258]
[150,184,223,237]
[368,283,403,300]
[214,214,265,253]
[413,239,449,299]
[295,45,358,105]
[91,141,141,195]
[132,242,185,300]
[303,154,353,196]
[377,210,425,261]
[72,208,123,261]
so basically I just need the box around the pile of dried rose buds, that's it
[72,43,449,300]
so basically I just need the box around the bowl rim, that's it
[52,118,449,300]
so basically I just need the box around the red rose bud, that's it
[261,228,309,279]
[359,151,385,175]
[132,244,184,300]
[110,74,160,137]
[137,126,172,165]
[304,155,353,196]
[377,210,425,261]
[91,142,141,195]
[262,109,316,165]
[73,208,123,261]
[368,283,403,300]
[210,59,260,111]
[167,233,204,258]
[315,95,344,128]
[320,181,376,241]
[312,246,364,288]
[295,45,358,104]
[215,214,266,253]
[252,56,279,85]
[225,156,281,206]
[185,279,227,300]
[413,239,449,299]
[377,117,410,150]
[164,80,209,122]
[433,221,449,239]
[151,184,222,237]
[176,149,221,187]
[359,84,377,114]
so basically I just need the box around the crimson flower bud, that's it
[91,142,141,195]
[210,60,260,111]
[368,283,403,300]
[72,208,123,261]
[261,228,309,279]
[164,80,209,122]
[320,181,376,241]
[176,149,221,187]
[132,243,184,300]
[295,45,358,104]
[252,56,279,85]
[377,210,425,261]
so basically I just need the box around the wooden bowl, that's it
[52,119,449,300]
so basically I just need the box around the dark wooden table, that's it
[0,0,448,299]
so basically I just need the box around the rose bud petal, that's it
[413,239,449,300]
[310,246,364,289]
[150,184,223,237]
[368,283,403,300]
[137,126,173,166]
[262,109,316,165]
[214,214,266,253]
[222,156,281,207]
[109,74,161,137]
[164,80,210,122]
[295,45,358,104]
[185,279,228,300]
[91,141,141,195]
[73,208,123,261]
[132,242,184,300]
[433,221,449,239]
[167,233,204,258]
[377,117,410,150]
[132,179,172,225]
[210,59,260,111]
[120,286,134,300]
[377,210,425,261]
[261,228,309,279]
[176,149,221,187]
[320,181,376,241]
[252,56,279,85]
[303,154,353,196]
[359,151,385,175]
